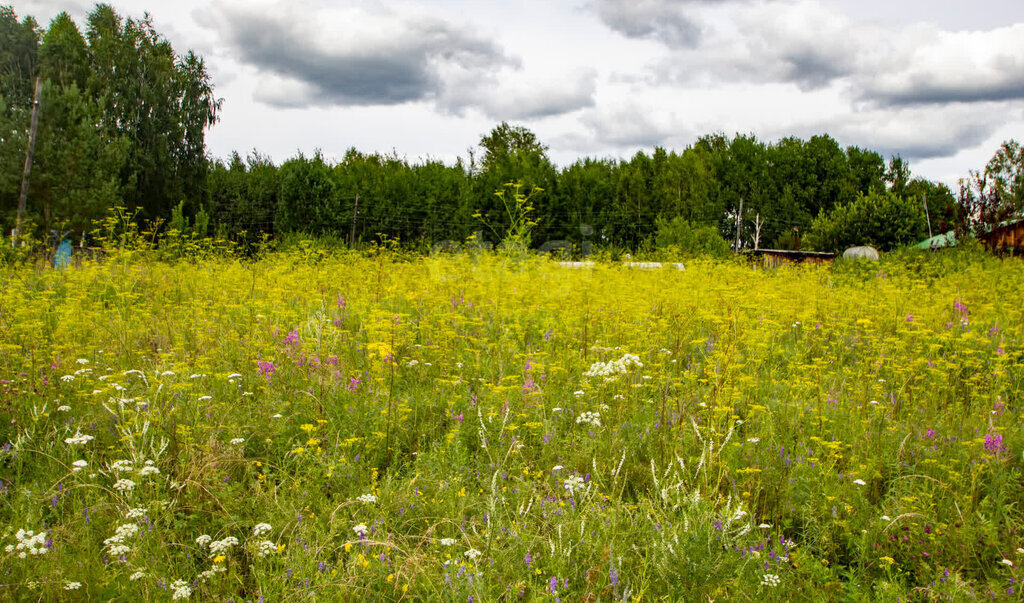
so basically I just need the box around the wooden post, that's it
[923,193,933,239]
[733,196,744,253]
[15,77,43,240]
[349,193,359,247]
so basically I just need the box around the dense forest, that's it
[1,4,1021,254]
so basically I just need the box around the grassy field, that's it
[0,248,1021,601]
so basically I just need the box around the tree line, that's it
[2,5,1021,254]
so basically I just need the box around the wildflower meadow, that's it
[0,247,1022,600]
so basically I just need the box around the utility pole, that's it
[349,193,359,247]
[15,77,43,241]
[733,196,744,253]
[923,193,933,239]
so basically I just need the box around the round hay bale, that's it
[842,246,880,261]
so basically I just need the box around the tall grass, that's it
[0,249,1021,600]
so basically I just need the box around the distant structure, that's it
[915,231,957,250]
[745,249,835,268]
[977,219,1023,255]
[842,246,880,261]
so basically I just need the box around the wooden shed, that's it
[977,219,1024,255]
[745,249,836,268]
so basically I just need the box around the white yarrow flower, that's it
[110,459,133,473]
[253,523,273,537]
[170,579,191,600]
[353,524,368,537]
[575,411,601,427]
[356,493,378,504]
[230,438,245,445]
[564,475,585,494]
[257,540,277,557]
[208,536,239,557]
[64,432,95,445]
[112,479,136,494]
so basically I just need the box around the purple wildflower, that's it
[985,432,1005,455]
[257,361,275,379]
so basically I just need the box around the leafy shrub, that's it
[807,189,927,251]
[654,216,731,257]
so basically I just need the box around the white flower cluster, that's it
[465,548,482,560]
[583,353,642,379]
[110,459,133,473]
[5,529,48,558]
[438,538,456,546]
[353,523,368,536]
[563,475,585,494]
[253,523,273,537]
[760,573,781,587]
[196,534,212,548]
[139,461,160,476]
[113,478,136,495]
[64,581,82,590]
[72,460,88,472]
[104,523,138,557]
[256,540,277,558]
[230,438,245,445]
[170,579,191,600]
[126,508,146,520]
[129,571,146,581]
[64,432,94,445]
[57,405,71,412]
[576,411,601,427]
[356,493,378,504]
[208,536,239,557]
[198,564,226,582]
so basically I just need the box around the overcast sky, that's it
[14,0,1024,186]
